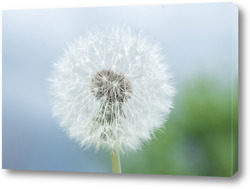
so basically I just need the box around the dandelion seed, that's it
[49,25,175,173]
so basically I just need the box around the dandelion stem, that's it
[111,149,121,173]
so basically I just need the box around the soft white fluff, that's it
[49,26,175,152]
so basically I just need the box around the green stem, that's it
[111,149,121,173]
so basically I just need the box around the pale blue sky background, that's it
[2,3,238,172]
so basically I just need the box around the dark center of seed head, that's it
[90,69,132,103]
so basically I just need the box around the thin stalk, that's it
[111,149,121,173]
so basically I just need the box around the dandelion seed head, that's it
[49,25,175,152]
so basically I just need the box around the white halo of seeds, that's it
[50,25,175,152]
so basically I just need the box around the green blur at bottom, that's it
[121,78,238,177]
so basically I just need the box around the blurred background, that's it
[2,3,238,176]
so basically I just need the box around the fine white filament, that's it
[50,26,175,152]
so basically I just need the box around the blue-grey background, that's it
[2,3,238,175]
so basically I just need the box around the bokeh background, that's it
[2,3,238,176]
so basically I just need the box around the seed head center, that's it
[90,69,132,103]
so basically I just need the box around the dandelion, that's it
[49,25,175,173]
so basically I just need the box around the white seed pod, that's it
[49,25,175,152]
